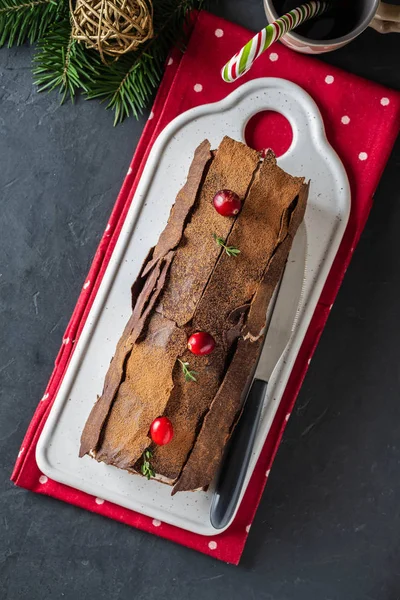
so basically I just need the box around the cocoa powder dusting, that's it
[96,312,187,468]
[151,150,306,483]
[173,177,310,492]
[79,257,165,458]
[80,140,212,458]
[79,137,309,494]
[156,136,260,327]
[142,140,212,277]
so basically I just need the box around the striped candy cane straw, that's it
[222,0,329,83]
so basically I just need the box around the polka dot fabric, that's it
[11,11,400,566]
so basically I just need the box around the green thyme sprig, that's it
[141,449,155,480]
[178,359,197,382]
[213,233,240,257]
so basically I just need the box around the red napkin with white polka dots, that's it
[12,11,400,565]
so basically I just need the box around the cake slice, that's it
[80,136,309,493]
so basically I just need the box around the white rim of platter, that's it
[36,78,351,536]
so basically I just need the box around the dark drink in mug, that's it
[264,0,400,53]
[272,0,363,39]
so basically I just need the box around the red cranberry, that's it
[213,189,242,217]
[187,332,216,356]
[150,417,174,446]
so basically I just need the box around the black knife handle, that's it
[210,378,268,530]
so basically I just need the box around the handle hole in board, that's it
[244,111,293,158]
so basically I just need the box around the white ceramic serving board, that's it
[36,78,350,536]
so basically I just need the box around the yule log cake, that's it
[80,136,309,494]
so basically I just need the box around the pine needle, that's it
[0,0,65,47]
[33,16,101,102]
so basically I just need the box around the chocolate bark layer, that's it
[156,136,260,327]
[172,179,309,493]
[171,337,262,494]
[95,312,187,468]
[151,151,306,483]
[80,140,211,458]
[79,252,174,458]
[141,140,212,278]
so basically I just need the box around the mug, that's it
[263,0,400,54]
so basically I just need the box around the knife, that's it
[210,223,308,530]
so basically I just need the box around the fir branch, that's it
[33,16,101,102]
[0,0,65,48]
[84,0,208,124]
[6,0,210,121]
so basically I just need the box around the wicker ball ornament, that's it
[70,0,153,62]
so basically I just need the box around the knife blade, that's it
[210,223,307,530]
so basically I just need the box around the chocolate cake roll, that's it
[80,136,309,494]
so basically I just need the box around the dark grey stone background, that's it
[1,1,400,598]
